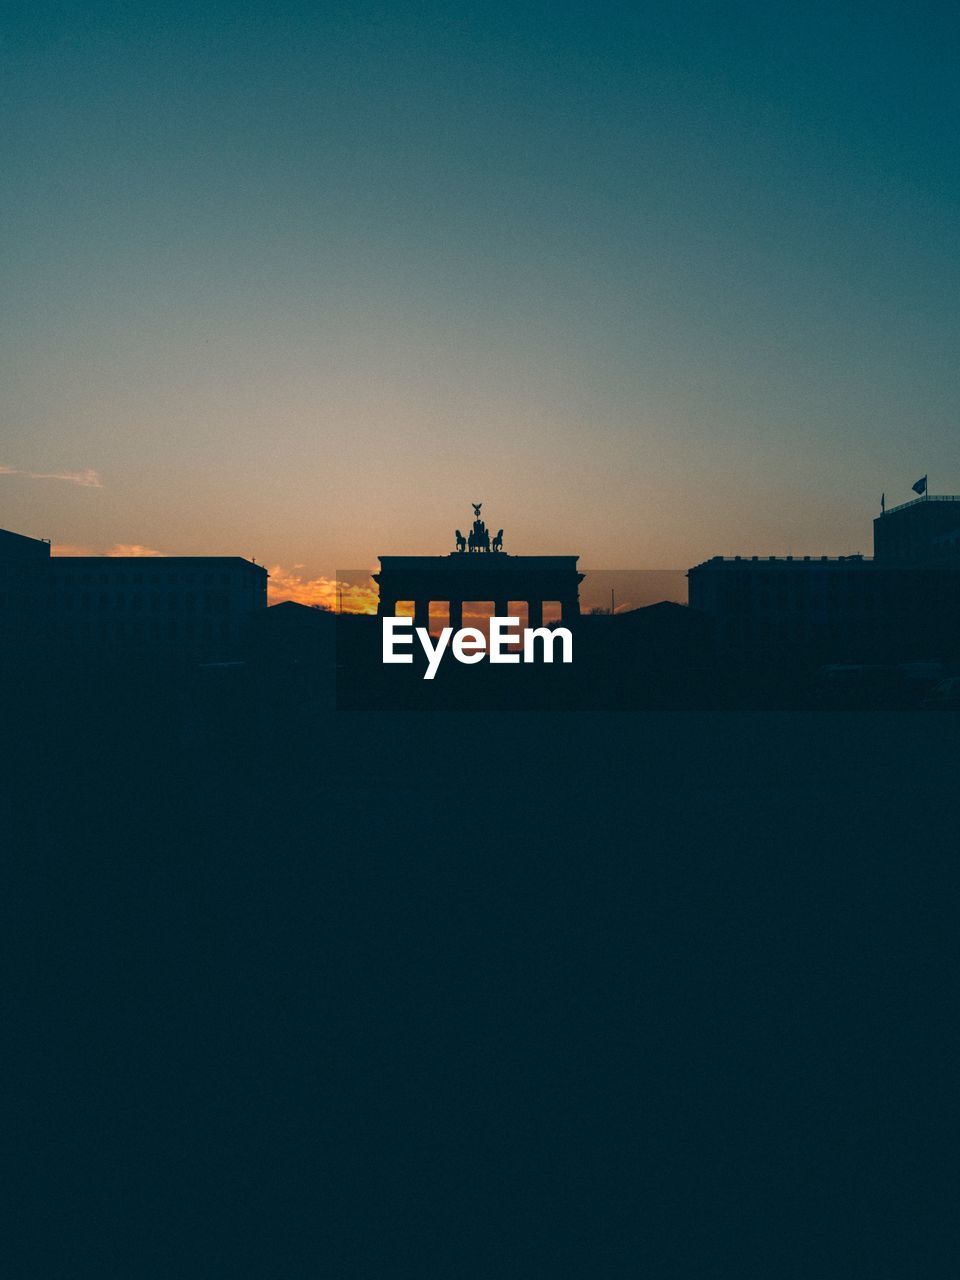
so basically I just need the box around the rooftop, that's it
[377,554,580,571]
[691,554,871,568]
[879,495,960,517]
[0,527,51,555]
[50,555,265,569]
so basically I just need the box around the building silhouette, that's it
[688,493,960,662]
[374,554,583,630]
[872,494,960,565]
[373,506,583,630]
[0,528,267,659]
[0,528,53,647]
[6,489,960,693]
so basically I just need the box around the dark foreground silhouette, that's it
[5,630,960,1278]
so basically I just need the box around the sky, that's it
[2,1,959,603]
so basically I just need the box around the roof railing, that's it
[701,554,873,564]
[881,495,960,516]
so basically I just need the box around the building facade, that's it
[873,495,960,566]
[0,528,52,646]
[687,496,960,662]
[0,529,268,660]
[43,556,267,655]
[374,554,583,629]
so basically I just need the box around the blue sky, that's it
[2,1,958,586]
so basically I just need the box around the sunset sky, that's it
[3,2,959,604]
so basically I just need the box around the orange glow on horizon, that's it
[267,566,379,614]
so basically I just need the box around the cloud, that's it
[107,544,163,557]
[267,566,378,614]
[265,573,525,624]
[0,464,102,487]
[51,542,96,556]
[52,542,164,557]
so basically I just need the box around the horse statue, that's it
[492,529,503,553]
[455,529,466,553]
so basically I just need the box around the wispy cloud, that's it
[107,544,163,557]
[51,543,96,556]
[53,542,164,557]
[1,464,102,487]
[267,566,378,614]
[265,570,526,623]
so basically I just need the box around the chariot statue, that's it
[454,503,502,554]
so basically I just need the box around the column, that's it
[561,597,580,625]
[414,599,430,631]
[494,597,509,619]
[378,596,397,617]
[449,599,463,631]
[528,599,543,629]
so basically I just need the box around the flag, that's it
[912,475,927,496]
[881,492,885,512]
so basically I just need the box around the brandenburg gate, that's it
[373,504,583,630]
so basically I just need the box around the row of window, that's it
[722,615,958,637]
[47,591,233,614]
[43,570,253,588]
[64,617,234,642]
